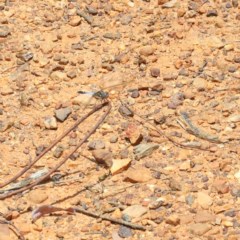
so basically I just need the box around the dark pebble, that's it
[118,105,134,117]
[118,225,132,238]
[53,145,64,158]
[206,9,218,17]
[70,152,80,161]
[86,5,98,15]
[88,140,105,150]
[225,2,232,8]
[228,66,237,73]
[120,148,129,159]
[185,195,194,205]
[131,90,140,98]
[36,145,47,156]
[234,57,240,63]
[224,209,236,217]
[231,188,240,198]
[150,67,160,77]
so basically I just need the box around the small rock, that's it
[68,16,81,26]
[88,140,105,150]
[0,26,10,37]
[72,93,97,107]
[16,51,33,62]
[130,90,140,98]
[213,179,229,194]
[0,120,13,132]
[120,15,132,25]
[53,146,64,158]
[110,159,131,175]
[86,5,98,15]
[27,189,48,204]
[110,135,118,143]
[139,46,155,56]
[193,78,207,91]
[185,195,195,205]
[44,117,58,130]
[166,214,180,226]
[118,105,134,117]
[134,143,159,160]
[67,71,77,79]
[1,87,14,96]
[163,73,178,81]
[195,211,216,223]
[92,149,112,167]
[227,115,240,123]
[189,223,212,236]
[118,225,132,238]
[197,192,213,209]
[103,32,121,40]
[122,205,147,218]
[124,167,152,183]
[206,9,218,17]
[162,0,177,8]
[150,68,160,77]
[50,71,67,81]
[169,178,182,191]
[125,123,143,145]
[168,92,185,109]
[55,107,72,122]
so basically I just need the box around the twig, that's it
[0,218,25,240]
[0,101,108,189]
[0,101,111,199]
[74,207,146,231]
[178,111,225,143]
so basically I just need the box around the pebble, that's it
[110,135,118,143]
[122,205,147,219]
[197,192,213,209]
[53,145,64,158]
[133,143,159,160]
[206,9,218,17]
[103,32,121,40]
[195,211,216,223]
[27,189,48,204]
[68,16,81,26]
[165,214,180,226]
[110,159,131,175]
[88,140,105,150]
[120,15,132,25]
[1,86,14,95]
[150,67,160,77]
[44,116,58,130]
[139,46,155,56]
[118,105,134,117]
[124,167,152,183]
[118,225,132,238]
[193,78,207,91]
[125,123,143,145]
[92,149,113,167]
[168,92,185,109]
[50,71,67,81]
[0,120,13,132]
[55,107,72,122]
[0,26,10,37]
[189,223,212,236]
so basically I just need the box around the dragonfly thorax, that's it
[93,90,109,100]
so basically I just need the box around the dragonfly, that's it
[77,77,136,109]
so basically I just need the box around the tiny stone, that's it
[150,68,160,77]
[118,225,132,238]
[88,140,105,150]
[55,107,72,122]
[131,90,140,98]
[68,16,81,26]
[206,9,218,17]
[139,46,155,56]
[53,146,64,158]
[185,195,195,205]
[110,135,118,143]
[44,116,58,130]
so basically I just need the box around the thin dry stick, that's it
[0,102,111,199]
[0,219,25,240]
[74,207,146,231]
[0,101,108,189]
